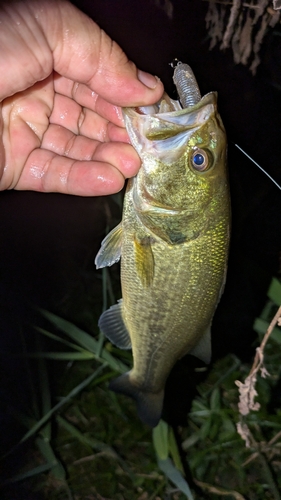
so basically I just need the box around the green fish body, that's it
[95,64,230,427]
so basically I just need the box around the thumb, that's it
[36,0,164,107]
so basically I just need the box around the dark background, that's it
[1,0,281,495]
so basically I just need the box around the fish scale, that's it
[95,62,230,427]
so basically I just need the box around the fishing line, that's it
[234,143,281,191]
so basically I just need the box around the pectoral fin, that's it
[189,326,211,364]
[134,236,154,287]
[95,223,122,269]
[98,299,132,350]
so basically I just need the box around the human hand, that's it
[0,0,163,196]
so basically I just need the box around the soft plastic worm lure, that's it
[173,61,201,108]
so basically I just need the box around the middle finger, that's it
[53,74,124,127]
[50,93,123,143]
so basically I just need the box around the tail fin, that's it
[109,372,164,427]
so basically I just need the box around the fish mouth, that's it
[122,61,218,164]
[134,93,183,116]
[122,92,217,164]
[128,91,217,125]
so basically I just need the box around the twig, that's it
[222,0,242,48]
[268,429,281,447]
[202,0,260,8]
[203,0,281,10]
[235,305,281,417]
[194,479,246,499]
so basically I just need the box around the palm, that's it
[0,72,135,195]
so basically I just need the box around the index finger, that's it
[33,1,164,106]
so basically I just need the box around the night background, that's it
[1,1,281,498]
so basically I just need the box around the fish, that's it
[95,62,230,427]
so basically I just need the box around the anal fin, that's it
[189,326,212,364]
[98,299,132,350]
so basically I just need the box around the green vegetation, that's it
[1,274,281,499]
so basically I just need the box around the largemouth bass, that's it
[95,62,230,427]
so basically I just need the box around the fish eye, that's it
[191,148,209,172]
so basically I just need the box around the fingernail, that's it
[137,70,159,89]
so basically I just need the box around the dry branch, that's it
[205,0,281,73]
[235,305,281,417]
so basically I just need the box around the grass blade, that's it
[25,352,96,360]
[19,364,107,446]
[57,416,135,480]
[168,427,185,475]
[36,436,66,480]
[153,420,169,460]
[38,309,128,372]
[267,278,281,305]
[157,457,194,500]
[39,310,101,352]
[35,326,87,351]
[2,462,55,485]
[57,415,116,454]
